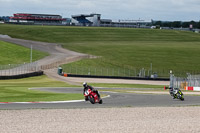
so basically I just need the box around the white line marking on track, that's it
[0,100,85,104]
[0,95,110,104]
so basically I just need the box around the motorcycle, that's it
[84,88,103,104]
[169,88,184,101]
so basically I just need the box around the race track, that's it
[1,87,200,110]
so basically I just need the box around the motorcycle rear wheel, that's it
[89,96,95,104]
[99,99,103,104]
[180,97,184,101]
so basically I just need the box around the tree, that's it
[182,22,190,28]
[171,21,181,28]
[197,21,200,29]
[162,22,171,27]
[154,21,162,26]
[190,21,197,28]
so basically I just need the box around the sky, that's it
[0,0,200,21]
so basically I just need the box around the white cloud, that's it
[0,0,200,21]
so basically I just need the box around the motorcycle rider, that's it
[83,82,101,101]
[169,87,177,99]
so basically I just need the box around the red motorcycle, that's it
[84,88,103,104]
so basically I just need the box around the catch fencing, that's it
[0,62,39,76]
[62,66,173,78]
[170,74,200,89]
[0,56,88,77]
[187,74,200,87]
[63,65,200,79]
[0,61,61,76]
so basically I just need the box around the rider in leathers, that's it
[83,82,101,101]
[169,87,177,99]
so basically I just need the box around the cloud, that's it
[0,0,199,21]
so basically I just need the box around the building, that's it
[9,13,64,25]
[5,12,152,28]
[110,19,151,28]
[71,13,151,28]
[100,19,112,26]
[0,16,10,23]
[62,18,71,25]
[71,13,101,26]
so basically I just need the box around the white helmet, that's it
[83,82,87,87]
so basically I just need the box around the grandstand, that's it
[9,13,64,25]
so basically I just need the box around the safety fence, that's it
[62,65,176,78]
[1,60,200,84]
[0,62,60,76]
[0,71,44,80]
[187,74,200,87]
[170,74,200,89]
[62,65,200,79]
[0,62,39,76]
[0,54,88,76]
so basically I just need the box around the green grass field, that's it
[0,40,48,65]
[0,75,84,102]
[1,24,200,76]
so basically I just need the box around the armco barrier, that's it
[66,74,170,81]
[0,71,43,80]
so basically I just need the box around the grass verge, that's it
[0,75,83,102]
[0,40,48,65]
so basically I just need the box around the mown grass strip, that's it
[0,75,83,102]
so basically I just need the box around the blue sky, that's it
[0,0,200,21]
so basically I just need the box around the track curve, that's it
[0,36,89,66]
[1,87,200,110]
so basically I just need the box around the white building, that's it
[71,13,101,26]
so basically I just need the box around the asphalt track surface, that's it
[1,87,200,110]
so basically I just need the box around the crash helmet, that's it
[83,82,87,87]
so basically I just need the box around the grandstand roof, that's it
[72,13,101,18]
[15,13,61,17]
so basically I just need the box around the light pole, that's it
[170,70,173,88]
[30,45,32,63]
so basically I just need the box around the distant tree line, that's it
[152,20,200,29]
